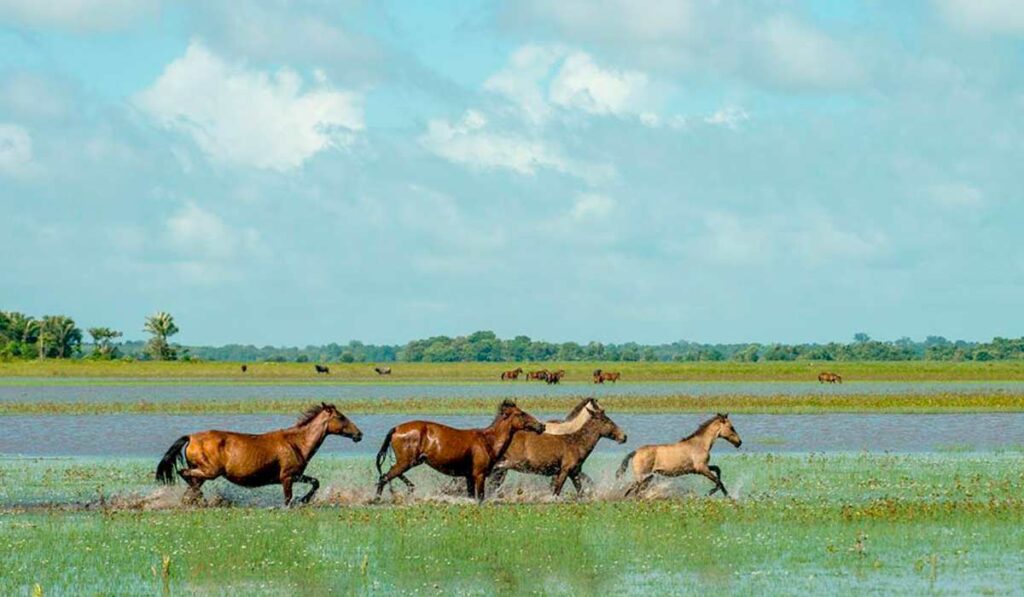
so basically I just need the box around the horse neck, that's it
[569,419,605,457]
[289,415,330,462]
[687,420,722,453]
[482,417,516,459]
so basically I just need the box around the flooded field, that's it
[3,379,1024,403]
[2,412,1022,457]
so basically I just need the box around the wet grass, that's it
[3,391,1024,416]
[3,359,1024,382]
[1,453,1022,594]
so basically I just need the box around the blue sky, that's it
[1,0,1022,346]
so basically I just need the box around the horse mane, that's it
[563,398,594,420]
[296,403,333,427]
[679,414,725,442]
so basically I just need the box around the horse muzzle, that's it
[350,432,363,443]
[616,433,628,444]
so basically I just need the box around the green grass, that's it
[4,391,1024,416]
[1,453,1023,594]
[4,359,1024,382]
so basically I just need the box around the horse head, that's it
[716,413,741,448]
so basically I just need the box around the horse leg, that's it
[707,465,728,497]
[396,474,415,493]
[177,468,211,505]
[570,471,593,497]
[464,476,475,499]
[473,474,487,503]
[624,474,652,498]
[551,469,570,496]
[376,458,415,499]
[294,474,321,504]
[699,467,726,497]
[281,476,294,506]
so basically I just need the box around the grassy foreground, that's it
[3,359,1024,382]
[4,392,1024,416]
[1,454,1023,594]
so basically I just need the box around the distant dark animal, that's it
[526,369,549,381]
[240,364,248,373]
[594,370,620,384]
[546,369,566,384]
[155,403,362,505]
[818,371,842,384]
[375,400,545,502]
[315,364,330,374]
[500,367,524,381]
[374,366,392,375]
[618,413,741,498]
[489,399,627,496]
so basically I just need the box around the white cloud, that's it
[508,0,696,44]
[0,0,159,31]
[549,52,652,116]
[137,41,363,171]
[755,16,864,91]
[0,123,33,177]
[935,0,1024,34]
[927,183,983,207]
[571,193,614,220]
[704,106,749,130]
[419,110,612,183]
[485,45,658,124]
[166,201,262,261]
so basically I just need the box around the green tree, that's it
[87,327,123,359]
[144,311,179,361]
[37,315,82,358]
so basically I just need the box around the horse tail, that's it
[375,428,396,476]
[616,450,637,478]
[155,435,190,485]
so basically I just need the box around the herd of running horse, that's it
[155,367,841,505]
[155,398,740,505]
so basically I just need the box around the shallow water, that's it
[1,412,1021,457]
[1,379,1022,403]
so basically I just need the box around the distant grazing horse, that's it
[489,399,627,496]
[155,403,362,505]
[594,370,620,384]
[240,364,248,373]
[374,366,392,375]
[501,367,524,381]
[546,369,566,384]
[818,371,842,384]
[315,364,330,375]
[375,400,545,501]
[618,413,741,498]
[527,369,549,381]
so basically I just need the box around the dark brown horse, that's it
[501,367,524,380]
[489,399,627,496]
[240,364,248,373]
[818,371,842,384]
[315,364,330,374]
[526,369,549,381]
[375,400,545,501]
[155,403,362,505]
[594,370,620,383]
[546,369,566,384]
[374,366,392,375]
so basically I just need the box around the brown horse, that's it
[315,364,330,374]
[375,400,545,502]
[155,403,362,505]
[545,369,566,384]
[374,366,392,375]
[501,367,524,380]
[527,369,549,381]
[594,370,620,383]
[618,413,741,498]
[240,364,248,373]
[489,399,627,496]
[818,371,842,384]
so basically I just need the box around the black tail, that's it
[375,428,396,476]
[616,450,637,478]
[155,435,189,485]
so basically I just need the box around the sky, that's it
[1,0,1023,346]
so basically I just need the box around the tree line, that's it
[3,310,1024,363]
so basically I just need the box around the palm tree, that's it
[38,315,82,359]
[144,311,179,360]
[88,327,123,359]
